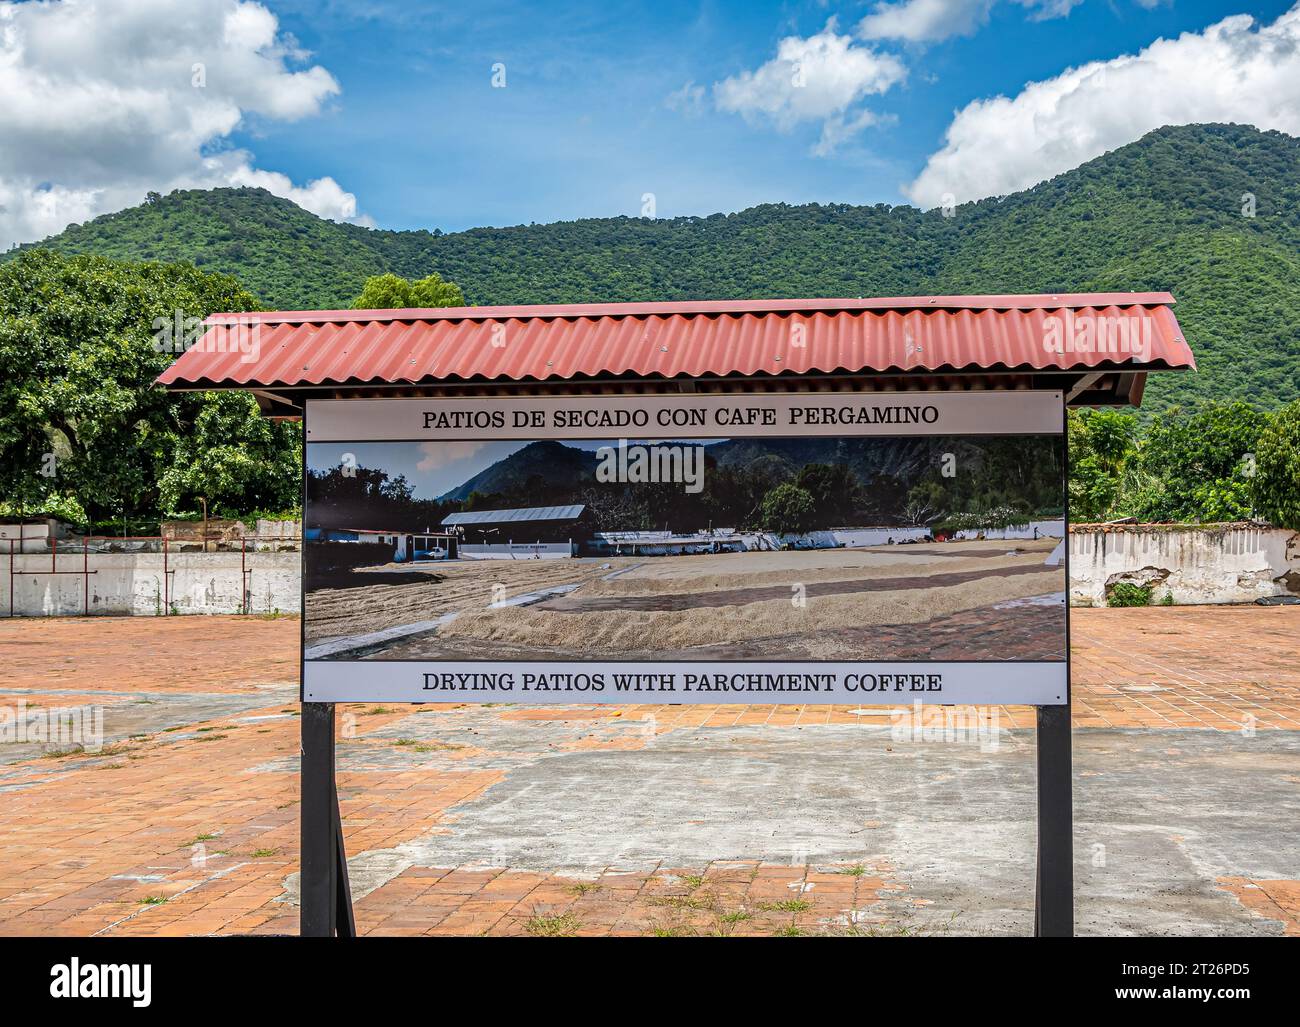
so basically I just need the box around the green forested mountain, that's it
[10,123,1299,411]
[441,440,597,502]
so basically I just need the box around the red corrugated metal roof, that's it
[156,293,1194,389]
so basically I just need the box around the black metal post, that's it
[1034,392,1075,937]
[301,701,337,937]
[333,775,356,938]
[1034,703,1073,936]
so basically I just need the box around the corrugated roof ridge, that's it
[442,504,586,523]
[203,292,1178,327]
[156,292,1194,390]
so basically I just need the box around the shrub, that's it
[760,483,816,535]
[1107,583,1152,607]
[1252,400,1300,530]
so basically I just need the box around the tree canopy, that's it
[350,271,464,309]
[1064,401,1300,526]
[0,250,298,528]
[1252,399,1300,530]
[1138,402,1270,522]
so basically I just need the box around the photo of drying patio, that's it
[303,434,1066,663]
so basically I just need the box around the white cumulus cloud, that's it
[0,0,363,247]
[906,5,1300,208]
[858,0,995,43]
[713,21,905,153]
[417,441,492,473]
[857,0,1081,44]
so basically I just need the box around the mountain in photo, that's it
[436,435,1019,505]
[438,440,599,502]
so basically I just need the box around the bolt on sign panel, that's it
[301,391,1067,705]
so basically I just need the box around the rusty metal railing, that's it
[5,534,301,617]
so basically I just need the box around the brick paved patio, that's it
[0,607,1296,937]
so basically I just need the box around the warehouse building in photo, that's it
[442,504,587,558]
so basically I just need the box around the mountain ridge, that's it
[9,122,1299,411]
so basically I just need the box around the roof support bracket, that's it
[1065,372,1105,404]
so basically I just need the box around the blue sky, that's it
[308,438,722,500]
[2,0,1298,244]
[308,441,530,500]
[252,0,1299,231]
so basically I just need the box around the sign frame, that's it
[301,390,1069,706]
[298,388,1074,938]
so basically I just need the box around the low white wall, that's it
[777,522,1064,547]
[0,521,64,554]
[1069,524,1300,606]
[829,527,929,547]
[7,524,1296,614]
[254,518,301,540]
[953,519,1065,541]
[1,551,301,616]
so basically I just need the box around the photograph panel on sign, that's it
[302,434,1067,663]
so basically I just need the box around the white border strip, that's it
[306,391,1063,442]
[304,660,1067,705]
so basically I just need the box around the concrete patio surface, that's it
[0,607,1296,937]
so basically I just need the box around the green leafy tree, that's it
[351,271,464,309]
[305,464,448,532]
[707,456,789,529]
[579,485,651,534]
[900,479,945,527]
[1138,401,1269,522]
[158,391,300,517]
[795,463,861,525]
[1067,410,1142,521]
[760,483,816,534]
[1252,400,1300,529]
[1084,410,1138,475]
[0,249,278,525]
